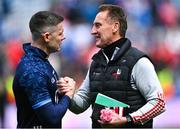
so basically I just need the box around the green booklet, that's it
[92,93,130,120]
[95,93,130,108]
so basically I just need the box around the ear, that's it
[112,22,119,33]
[42,32,50,42]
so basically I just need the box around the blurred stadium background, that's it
[0,0,180,128]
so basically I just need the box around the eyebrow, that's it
[93,22,101,25]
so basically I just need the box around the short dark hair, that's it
[29,11,64,40]
[99,4,127,37]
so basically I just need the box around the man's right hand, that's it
[56,77,76,99]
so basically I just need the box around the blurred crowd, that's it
[0,0,180,128]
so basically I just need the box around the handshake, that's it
[56,77,76,99]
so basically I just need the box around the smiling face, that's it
[91,11,119,48]
[43,22,65,54]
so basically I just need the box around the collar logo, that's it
[112,68,121,80]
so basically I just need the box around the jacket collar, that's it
[111,38,131,61]
[23,43,48,60]
[92,38,131,65]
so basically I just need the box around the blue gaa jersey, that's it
[13,43,60,127]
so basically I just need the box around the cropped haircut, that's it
[99,4,127,37]
[29,11,64,40]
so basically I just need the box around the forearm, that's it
[35,95,71,126]
[69,70,91,114]
[130,97,165,125]
[69,89,90,114]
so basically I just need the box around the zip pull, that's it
[117,69,121,75]
[55,89,59,104]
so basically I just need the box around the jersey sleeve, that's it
[130,57,166,124]
[69,70,91,114]
[20,71,51,109]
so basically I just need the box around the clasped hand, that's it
[98,108,127,128]
[56,77,76,99]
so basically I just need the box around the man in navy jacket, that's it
[13,11,75,128]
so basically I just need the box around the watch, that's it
[125,115,133,124]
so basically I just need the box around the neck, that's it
[108,35,122,45]
[31,40,50,57]
[103,38,126,60]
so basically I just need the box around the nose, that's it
[91,26,97,35]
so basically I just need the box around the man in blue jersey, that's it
[13,11,75,128]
